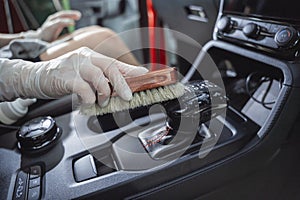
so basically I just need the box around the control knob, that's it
[217,16,235,33]
[17,116,62,153]
[243,23,261,39]
[274,27,299,47]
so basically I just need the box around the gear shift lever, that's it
[138,80,227,159]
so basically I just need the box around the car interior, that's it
[1,0,300,199]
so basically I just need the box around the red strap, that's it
[146,0,166,71]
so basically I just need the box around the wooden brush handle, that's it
[126,67,178,93]
[112,67,178,96]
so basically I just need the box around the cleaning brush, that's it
[80,67,185,115]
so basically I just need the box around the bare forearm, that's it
[0,33,24,48]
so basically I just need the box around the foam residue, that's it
[80,82,186,116]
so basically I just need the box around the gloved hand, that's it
[22,10,81,42]
[0,47,148,106]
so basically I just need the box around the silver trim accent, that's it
[216,115,237,137]
[186,5,208,23]
[89,155,98,175]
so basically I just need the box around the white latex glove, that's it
[22,10,81,42]
[0,47,148,106]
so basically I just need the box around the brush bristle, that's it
[80,82,185,116]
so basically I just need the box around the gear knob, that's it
[138,80,227,159]
[162,80,227,134]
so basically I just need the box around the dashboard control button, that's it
[217,16,235,33]
[243,23,261,39]
[13,166,43,200]
[275,27,298,47]
[30,166,41,179]
[29,177,40,188]
[13,170,28,200]
[27,187,40,200]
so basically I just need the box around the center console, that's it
[1,0,300,199]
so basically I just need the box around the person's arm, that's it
[0,47,148,105]
[0,33,24,48]
[0,10,81,48]
[40,26,140,66]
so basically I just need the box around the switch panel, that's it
[13,166,42,200]
[216,15,300,59]
[13,170,28,200]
